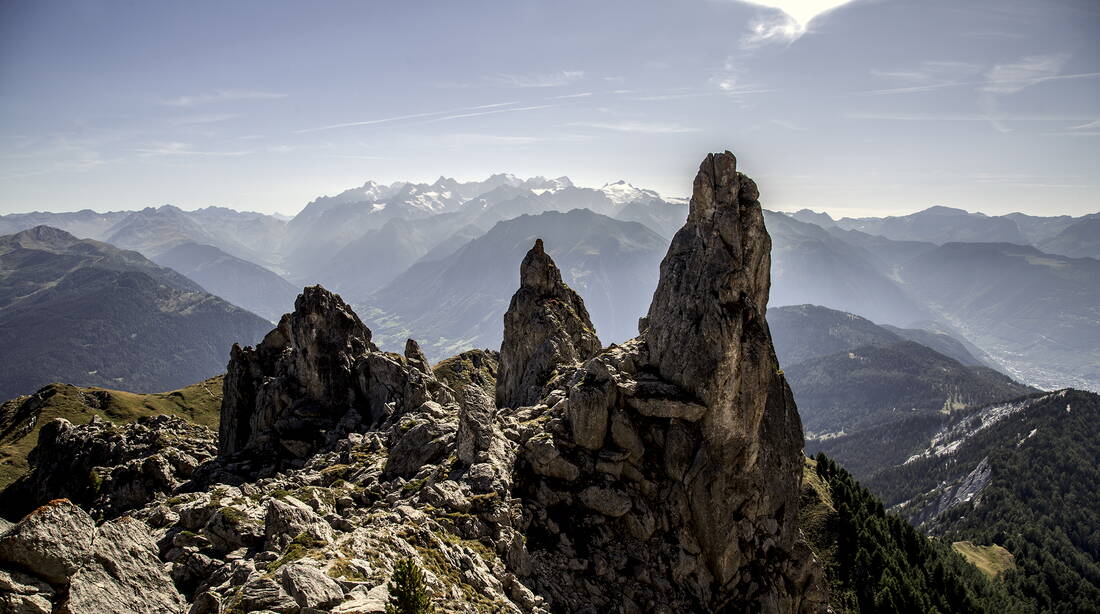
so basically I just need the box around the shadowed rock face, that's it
[218,285,451,469]
[496,238,602,409]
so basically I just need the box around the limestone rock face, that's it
[217,285,452,468]
[496,239,601,409]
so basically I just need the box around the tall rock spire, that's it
[643,151,805,597]
[496,239,602,408]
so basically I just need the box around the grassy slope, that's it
[953,542,1016,580]
[0,376,223,488]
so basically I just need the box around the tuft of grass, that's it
[269,532,325,571]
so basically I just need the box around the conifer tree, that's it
[386,557,433,614]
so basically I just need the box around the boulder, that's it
[279,563,344,609]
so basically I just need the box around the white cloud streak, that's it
[162,90,287,107]
[566,120,700,134]
[424,104,554,123]
[134,142,253,157]
[295,102,520,133]
[485,70,584,88]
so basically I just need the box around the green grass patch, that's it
[953,541,1016,580]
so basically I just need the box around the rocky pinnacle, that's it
[644,151,805,596]
[496,238,602,408]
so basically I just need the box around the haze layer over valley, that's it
[3,171,1096,399]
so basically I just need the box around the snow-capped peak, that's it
[600,180,661,205]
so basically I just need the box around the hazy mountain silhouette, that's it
[152,241,298,322]
[362,209,667,361]
[0,226,271,400]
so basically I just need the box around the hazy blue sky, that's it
[1,0,1097,217]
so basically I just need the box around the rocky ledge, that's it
[0,151,824,613]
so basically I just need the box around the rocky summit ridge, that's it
[0,151,822,613]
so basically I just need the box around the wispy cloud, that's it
[553,92,592,99]
[770,119,806,131]
[863,61,984,95]
[485,70,584,88]
[295,102,520,133]
[978,55,1100,132]
[566,120,700,134]
[162,89,287,107]
[170,113,238,125]
[847,112,1095,122]
[736,0,858,47]
[134,142,253,157]
[425,104,554,123]
[982,54,1068,94]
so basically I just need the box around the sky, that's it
[0,0,1098,218]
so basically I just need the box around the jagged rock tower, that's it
[643,151,805,597]
[218,285,452,473]
[499,151,816,611]
[496,238,602,409]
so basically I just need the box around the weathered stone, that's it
[627,397,706,421]
[279,563,344,609]
[609,411,645,461]
[237,576,299,613]
[403,339,434,377]
[496,239,602,409]
[264,496,334,551]
[0,415,216,520]
[64,517,187,614]
[564,387,610,451]
[524,433,580,481]
[0,499,95,584]
[641,151,805,603]
[221,285,376,458]
[579,487,632,517]
[383,413,455,479]
[332,583,389,613]
[0,569,54,614]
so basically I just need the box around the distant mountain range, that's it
[1,174,1096,393]
[0,226,271,400]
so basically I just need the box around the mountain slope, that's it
[769,305,1033,437]
[0,376,222,488]
[362,209,667,361]
[764,212,928,326]
[864,390,1100,613]
[834,206,1028,245]
[152,241,298,321]
[787,341,1034,436]
[0,226,271,399]
[1037,215,1100,260]
[899,242,1100,391]
[314,214,470,301]
[802,456,1026,613]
